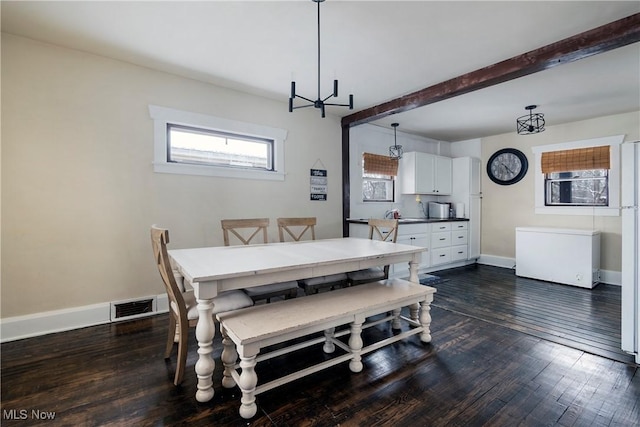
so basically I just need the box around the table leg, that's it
[220,324,237,389]
[419,297,433,343]
[238,354,258,419]
[408,255,420,322]
[408,255,420,283]
[195,297,216,403]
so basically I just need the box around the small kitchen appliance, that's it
[428,202,450,219]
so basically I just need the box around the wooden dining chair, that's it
[220,218,299,303]
[151,225,253,386]
[277,217,348,295]
[221,218,269,246]
[347,218,399,286]
[277,217,316,242]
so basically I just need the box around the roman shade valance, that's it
[541,145,610,174]
[363,152,398,176]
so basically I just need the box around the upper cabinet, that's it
[400,152,452,195]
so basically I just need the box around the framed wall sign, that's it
[310,168,327,201]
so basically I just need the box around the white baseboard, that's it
[0,294,169,343]
[600,270,621,286]
[477,254,621,286]
[477,255,516,270]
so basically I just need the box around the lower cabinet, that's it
[431,222,469,267]
[451,224,469,262]
[393,223,430,277]
[350,220,471,277]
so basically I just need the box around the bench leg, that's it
[238,354,258,419]
[419,299,433,343]
[410,303,420,323]
[391,308,402,329]
[323,327,335,353]
[348,320,363,373]
[220,325,237,389]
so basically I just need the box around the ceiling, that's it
[2,1,639,142]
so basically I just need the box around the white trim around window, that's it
[531,135,624,216]
[149,105,287,181]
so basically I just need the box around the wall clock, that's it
[487,148,528,185]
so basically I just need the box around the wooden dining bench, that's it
[216,278,436,419]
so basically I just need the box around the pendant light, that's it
[288,0,354,118]
[516,105,545,135]
[389,123,403,160]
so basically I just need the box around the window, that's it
[542,145,610,207]
[532,135,623,216]
[363,172,395,202]
[545,169,609,206]
[149,105,286,181]
[362,152,397,202]
[168,124,273,171]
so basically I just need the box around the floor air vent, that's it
[110,297,157,321]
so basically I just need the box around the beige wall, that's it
[481,110,640,271]
[1,34,343,318]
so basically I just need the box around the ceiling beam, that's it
[341,13,640,128]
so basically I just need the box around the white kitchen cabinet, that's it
[392,223,430,277]
[431,231,451,248]
[430,221,469,267]
[351,220,471,276]
[449,157,481,259]
[450,222,469,262]
[451,245,468,262]
[400,152,452,195]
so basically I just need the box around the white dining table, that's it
[168,237,425,403]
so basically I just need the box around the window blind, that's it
[541,145,610,174]
[363,152,398,176]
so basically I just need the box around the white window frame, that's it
[531,135,624,216]
[149,105,287,181]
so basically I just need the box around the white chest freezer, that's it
[515,227,601,288]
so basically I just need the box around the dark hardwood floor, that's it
[432,265,635,364]
[2,265,638,426]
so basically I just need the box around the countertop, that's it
[347,217,469,225]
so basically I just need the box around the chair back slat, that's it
[367,218,399,279]
[150,226,188,325]
[221,218,270,246]
[277,217,317,242]
[368,218,399,243]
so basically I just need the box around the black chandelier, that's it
[389,123,403,160]
[516,105,545,135]
[289,0,353,118]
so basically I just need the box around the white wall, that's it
[349,124,450,219]
[451,138,481,159]
[1,34,344,319]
